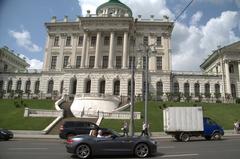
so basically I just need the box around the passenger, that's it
[90,129,97,137]
[97,130,105,138]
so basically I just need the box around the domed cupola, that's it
[96,0,132,17]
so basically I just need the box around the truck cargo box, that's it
[163,107,204,132]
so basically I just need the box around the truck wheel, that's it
[212,132,222,140]
[205,136,211,140]
[180,133,190,142]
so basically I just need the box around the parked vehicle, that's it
[163,107,224,142]
[0,128,14,141]
[66,128,157,158]
[59,121,99,139]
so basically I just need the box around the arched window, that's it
[194,83,200,97]
[113,80,120,95]
[156,81,163,96]
[7,80,12,93]
[184,83,190,96]
[231,84,236,98]
[34,81,40,94]
[99,80,105,94]
[16,80,22,91]
[173,82,179,94]
[85,80,91,93]
[70,79,77,95]
[60,80,64,94]
[25,80,31,93]
[205,83,210,94]
[47,80,54,94]
[0,81,3,91]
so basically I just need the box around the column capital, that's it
[60,33,67,38]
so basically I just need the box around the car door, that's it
[95,136,133,155]
[204,118,219,136]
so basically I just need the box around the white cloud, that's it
[190,11,203,26]
[19,54,43,69]
[9,29,42,52]
[172,11,240,71]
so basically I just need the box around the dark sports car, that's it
[66,129,157,158]
[0,128,13,141]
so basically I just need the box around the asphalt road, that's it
[0,137,240,159]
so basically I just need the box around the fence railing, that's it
[74,110,141,119]
[24,108,63,117]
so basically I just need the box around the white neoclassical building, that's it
[0,0,240,112]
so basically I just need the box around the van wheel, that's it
[205,136,211,140]
[212,132,222,140]
[174,134,181,141]
[180,133,190,142]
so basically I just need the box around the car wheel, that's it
[212,132,222,140]
[180,133,190,142]
[4,137,9,141]
[135,143,149,158]
[75,144,91,159]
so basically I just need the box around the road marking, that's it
[162,153,199,158]
[8,148,48,150]
[159,146,175,149]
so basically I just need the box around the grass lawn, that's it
[0,99,55,130]
[101,101,240,132]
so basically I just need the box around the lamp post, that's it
[139,43,156,132]
[129,18,137,137]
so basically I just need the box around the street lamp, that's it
[138,43,157,131]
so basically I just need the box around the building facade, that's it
[0,0,240,102]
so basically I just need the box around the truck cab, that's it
[203,117,224,140]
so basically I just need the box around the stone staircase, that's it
[47,101,98,135]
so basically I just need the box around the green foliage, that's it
[0,99,55,130]
[236,98,240,104]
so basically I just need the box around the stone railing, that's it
[24,108,63,117]
[75,93,121,102]
[74,110,141,119]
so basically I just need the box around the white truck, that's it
[163,107,224,142]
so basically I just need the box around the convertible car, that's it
[66,129,157,158]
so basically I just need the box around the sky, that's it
[0,0,240,71]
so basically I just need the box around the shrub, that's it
[236,98,240,104]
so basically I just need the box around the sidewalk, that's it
[12,130,240,139]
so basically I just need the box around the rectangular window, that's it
[142,56,146,70]
[116,56,122,69]
[76,56,81,68]
[0,81,3,91]
[104,36,110,46]
[229,64,234,73]
[102,56,108,69]
[78,36,83,46]
[66,36,71,46]
[156,56,162,70]
[117,36,123,46]
[53,36,59,47]
[129,56,136,69]
[157,36,162,46]
[143,36,148,45]
[89,56,95,68]
[63,56,69,68]
[91,36,96,47]
[51,56,57,69]
[3,64,8,72]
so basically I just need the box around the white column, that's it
[122,32,128,69]
[108,32,115,69]
[57,34,66,71]
[81,32,88,68]
[43,34,53,71]
[71,34,78,67]
[224,61,231,94]
[94,32,101,68]
[238,61,240,82]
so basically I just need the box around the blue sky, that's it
[0,0,239,70]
